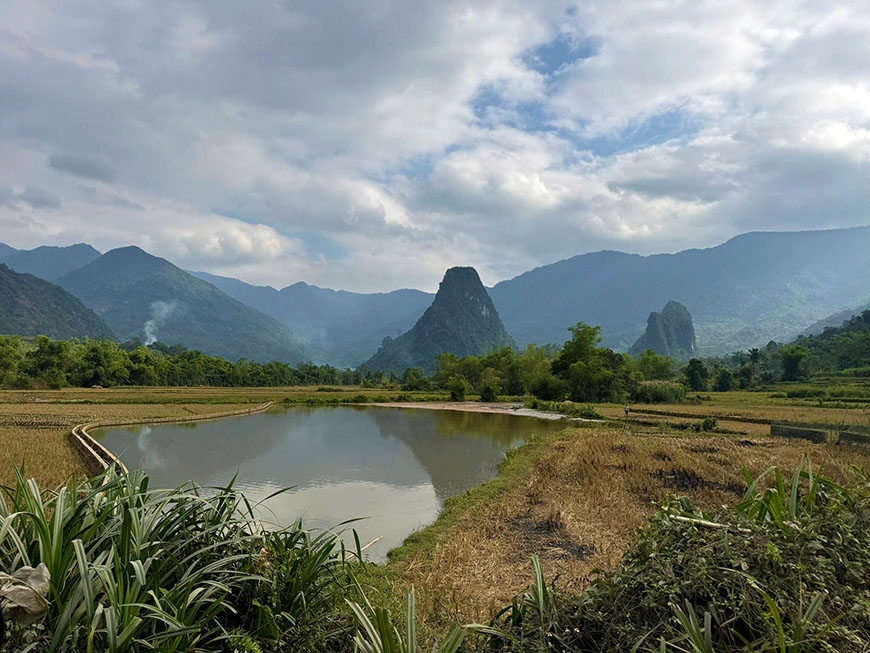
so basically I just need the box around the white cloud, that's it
[0,0,868,291]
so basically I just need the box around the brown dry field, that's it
[0,399,254,488]
[396,425,870,626]
[0,386,425,489]
[598,401,870,426]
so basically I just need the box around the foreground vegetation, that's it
[2,448,868,651]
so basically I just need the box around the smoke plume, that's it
[143,300,179,345]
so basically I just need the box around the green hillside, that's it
[56,246,315,364]
[0,264,114,339]
[364,266,513,373]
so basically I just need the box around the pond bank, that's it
[366,400,605,422]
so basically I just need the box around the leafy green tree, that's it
[401,367,429,391]
[713,366,734,392]
[478,367,501,402]
[636,349,674,380]
[778,344,810,381]
[552,323,601,377]
[684,358,709,391]
[447,375,469,401]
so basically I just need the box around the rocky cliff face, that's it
[629,300,697,358]
[363,266,514,372]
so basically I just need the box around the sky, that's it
[1,1,869,292]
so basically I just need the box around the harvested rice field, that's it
[386,423,870,629]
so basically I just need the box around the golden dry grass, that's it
[598,401,870,427]
[0,400,253,488]
[397,426,870,626]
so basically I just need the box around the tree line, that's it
[0,336,387,389]
[2,310,866,394]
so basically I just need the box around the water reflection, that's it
[95,406,561,560]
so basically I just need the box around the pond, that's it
[93,406,563,560]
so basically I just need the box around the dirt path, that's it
[366,401,604,422]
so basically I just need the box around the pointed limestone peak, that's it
[363,266,514,372]
[630,300,697,358]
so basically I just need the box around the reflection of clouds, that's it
[136,426,167,471]
[96,407,546,561]
[222,479,440,562]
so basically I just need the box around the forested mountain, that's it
[192,270,432,366]
[489,226,870,355]
[364,266,513,373]
[0,264,114,339]
[792,309,870,372]
[799,301,870,337]
[0,243,101,281]
[55,246,315,363]
[629,301,696,358]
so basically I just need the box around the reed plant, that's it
[0,468,356,652]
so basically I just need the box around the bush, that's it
[631,380,686,403]
[529,375,567,401]
[479,382,498,402]
[447,374,469,401]
[700,416,718,431]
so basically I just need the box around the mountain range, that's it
[489,226,870,355]
[55,247,314,364]
[2,225,870,365]
[191,271,432,367]
[363,267,513,373]
[0,243,101,281]
[0,264,114,340]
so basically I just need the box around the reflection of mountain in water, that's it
[96,406,561,502]
[364,406,560,500]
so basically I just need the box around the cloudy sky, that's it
[1,1,868,291]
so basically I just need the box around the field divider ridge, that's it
[69,401,274,477]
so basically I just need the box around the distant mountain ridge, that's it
[629,300,696,358]
[0,243,101,281]
[363,266,513,373]
[56,247,315,363]
[191,270,432,366]
[0,264,114,339]
[489,226,870,355]
[799,300,870,337]
[5,225,870,363]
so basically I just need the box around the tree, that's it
[477,367,501,402]
[447,375,469,401]
[778,344,810,381]
[713,367,734,392]
[684,358,708,391]
[552,323,602,377]
[636,349,673,380]
[401,367,428,391]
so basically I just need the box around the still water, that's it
[94,406,561,560]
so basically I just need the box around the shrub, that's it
[479,382,498,402]
[447,374,469,401]
[631,380,686,403]
[529,375,567,401]
[700,416,718,431]
[0,469,356,652]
